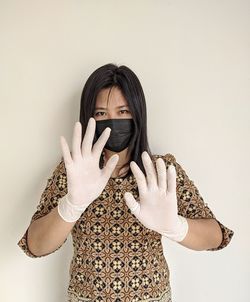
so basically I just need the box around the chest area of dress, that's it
[71,180,162,252]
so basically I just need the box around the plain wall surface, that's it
[1,0,249,301]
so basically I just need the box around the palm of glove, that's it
[65,156,107,206]
[124,152,180,235]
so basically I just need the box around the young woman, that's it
[18,63,234,302]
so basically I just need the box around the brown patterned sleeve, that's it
[17,157,68,258]
[159,153,234,251]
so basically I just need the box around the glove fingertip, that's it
[124,192,132,199]
[124,192,139,213]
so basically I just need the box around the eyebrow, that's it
[95,105,129,110]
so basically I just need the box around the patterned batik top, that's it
[17,153,234,302]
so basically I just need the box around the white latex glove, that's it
[58,117,119,222]
[124,151,189,242]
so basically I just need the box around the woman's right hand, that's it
[57,117,119,222]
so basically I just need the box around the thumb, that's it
[102,154,119,180]
[124,192,140,216]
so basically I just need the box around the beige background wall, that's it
[1,0,249,301]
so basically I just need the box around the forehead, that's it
[95,86,129,108]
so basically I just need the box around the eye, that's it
[120,110,130,114]
[95,112,106,116]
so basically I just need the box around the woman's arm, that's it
[177,218,223,251]
[27,199,76,257]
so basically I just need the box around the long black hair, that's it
[79,63,152,176]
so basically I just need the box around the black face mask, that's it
[94,119,134,152]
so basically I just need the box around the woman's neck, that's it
[103,148,130,178]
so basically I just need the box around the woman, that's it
[17,63,234,302]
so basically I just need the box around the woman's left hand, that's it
[124,151,188,242]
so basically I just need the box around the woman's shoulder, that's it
[55,156,66,173]
[152,152,177,164]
